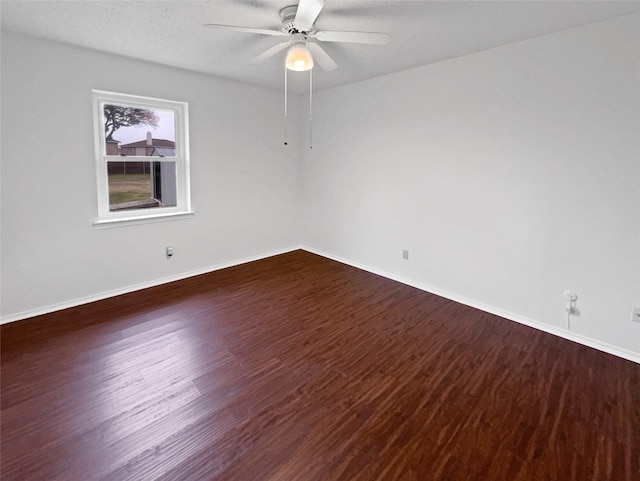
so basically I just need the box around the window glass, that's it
[103,105,176,155]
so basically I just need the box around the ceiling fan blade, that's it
[308,43,337,71]
[203,24,285,37]
[251,42,290,63]
[294,0,325,32]
[313,30,391,45]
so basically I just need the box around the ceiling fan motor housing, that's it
[280,5,303,34]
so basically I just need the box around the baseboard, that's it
[0,245,301,325]
[4,244,638,364]
[301,246,640,364]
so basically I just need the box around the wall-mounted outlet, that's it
[166,246,174,259]
[632,306,640,323]
[402,249,409,260]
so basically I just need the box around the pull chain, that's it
[284,64,314,148]
[284,65,288,146]
[309,67,313,150]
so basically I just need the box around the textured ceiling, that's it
[2,1,639,94]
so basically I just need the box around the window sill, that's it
[93,211,194,229]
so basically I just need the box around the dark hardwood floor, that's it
[1,250,638,480]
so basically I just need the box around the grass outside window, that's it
[108,173,152,205]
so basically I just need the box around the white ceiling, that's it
[2,1,639,94]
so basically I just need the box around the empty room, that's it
[1,1,639,480]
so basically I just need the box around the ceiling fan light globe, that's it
[286,45,313,71]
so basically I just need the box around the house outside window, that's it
[92,90,192,227]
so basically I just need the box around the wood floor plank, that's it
[2,250,638,480]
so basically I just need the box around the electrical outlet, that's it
[563,290,578,319]
[632,306,640,323]
[166,246,174,259]
[402,249,409,260]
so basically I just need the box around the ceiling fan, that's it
[203,0,391,72]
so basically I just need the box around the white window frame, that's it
[92,90,192,228]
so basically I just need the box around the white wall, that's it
[302,14,640,356]
[1,32,303,319]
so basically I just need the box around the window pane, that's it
[103,104,176,156]
[108,161,177,211]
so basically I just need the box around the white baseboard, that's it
[301,246,640,364]
[0,245,300,325]
[4,244,638,364]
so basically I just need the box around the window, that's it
[92,90,192,227]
